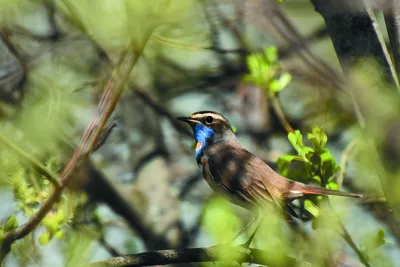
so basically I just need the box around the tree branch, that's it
[90,246,309,267]
[311,0,396,85]
[385,0,400,81]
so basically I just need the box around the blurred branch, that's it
[134,89,192,137]
[280,25,329,58]
[385,0,400,80]
[263,0,344,90]
[98,236,121,258]
[328,201,371,267]
[311,0,396,86]
[0,26,27,103]
[90,246,308,267]
[83,161,172,250]
[367,8,399,89]
[270,97,294,133]
[335,139,357,187]
[178,173,202,199]
[340,225,371,267]
[209,0,248,64]
[151,35,245,54]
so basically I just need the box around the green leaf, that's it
[39,232,52,245]
[269,79,281,94]
[326,181,339,190]
[231,125,237,133]
[277,155,306,175]
[278,72,292,90]
[307,126,328,151]
[264,46,278,64]
[288,130,303,154]
[55,231,65,239]
[269,73,292,96]
[245,52,272,88]
[319,148,340,183]
[305,199,320,217]
[375,228,386,248]
[0,227,3,241]
[4,214,19,232]
[288,130,314,163]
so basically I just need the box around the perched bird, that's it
[177,111,362,247]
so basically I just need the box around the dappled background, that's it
[0,0,400,266]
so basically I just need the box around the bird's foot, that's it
[234,244,253,266]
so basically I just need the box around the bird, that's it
[177,111,362,247]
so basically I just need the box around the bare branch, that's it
[90,246,309,267]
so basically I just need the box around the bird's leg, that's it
[240,217,265,249]
[299,198,305,220]
[227,216,257,245]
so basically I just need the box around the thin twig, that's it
[270,96,294,133]
[367,8,400,90]
[335,140,357,187]
[340,225,371,267]
[134,89,192,137]
[328,201,371,267]
[90,246,309,267]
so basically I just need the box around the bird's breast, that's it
[199,157,223,194]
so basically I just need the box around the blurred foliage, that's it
[244,47,292,98]
[202,197,241,244]
[55,0,199,51]
[64,227,98,267]
[0,0,399,266]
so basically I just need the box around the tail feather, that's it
[297,184,362,198]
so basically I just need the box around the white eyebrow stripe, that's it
[191,113,225,121]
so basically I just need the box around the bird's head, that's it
[177,111,234,155]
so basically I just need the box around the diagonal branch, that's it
[90,246,310,267]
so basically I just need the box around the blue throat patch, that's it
[194,124,214,158]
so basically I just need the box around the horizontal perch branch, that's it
[91,246,311,267]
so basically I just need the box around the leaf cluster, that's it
[277,126,340,217]
[244,47,292,98]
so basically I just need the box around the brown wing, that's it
[203,142,361,214]
[204,143,287,211]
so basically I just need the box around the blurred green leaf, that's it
[55,231,65,240]
[65,228,96,267]
[203,197,240,243]
[264,46,278,64]
[245,53,271,87]
[305,199,320,217]
[270,73,292,94]
[326,181,339,191]
[231,125,237,133]
[4,214,19,232]
[320,149,340,183]
[0,227,3,241]
[375,229,387,248]
[288,130,314,162]
[39,232,52,245]
[308,126,328,151]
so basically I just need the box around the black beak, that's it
[176,117,199,124]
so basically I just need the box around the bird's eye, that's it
[205,116,214,124]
